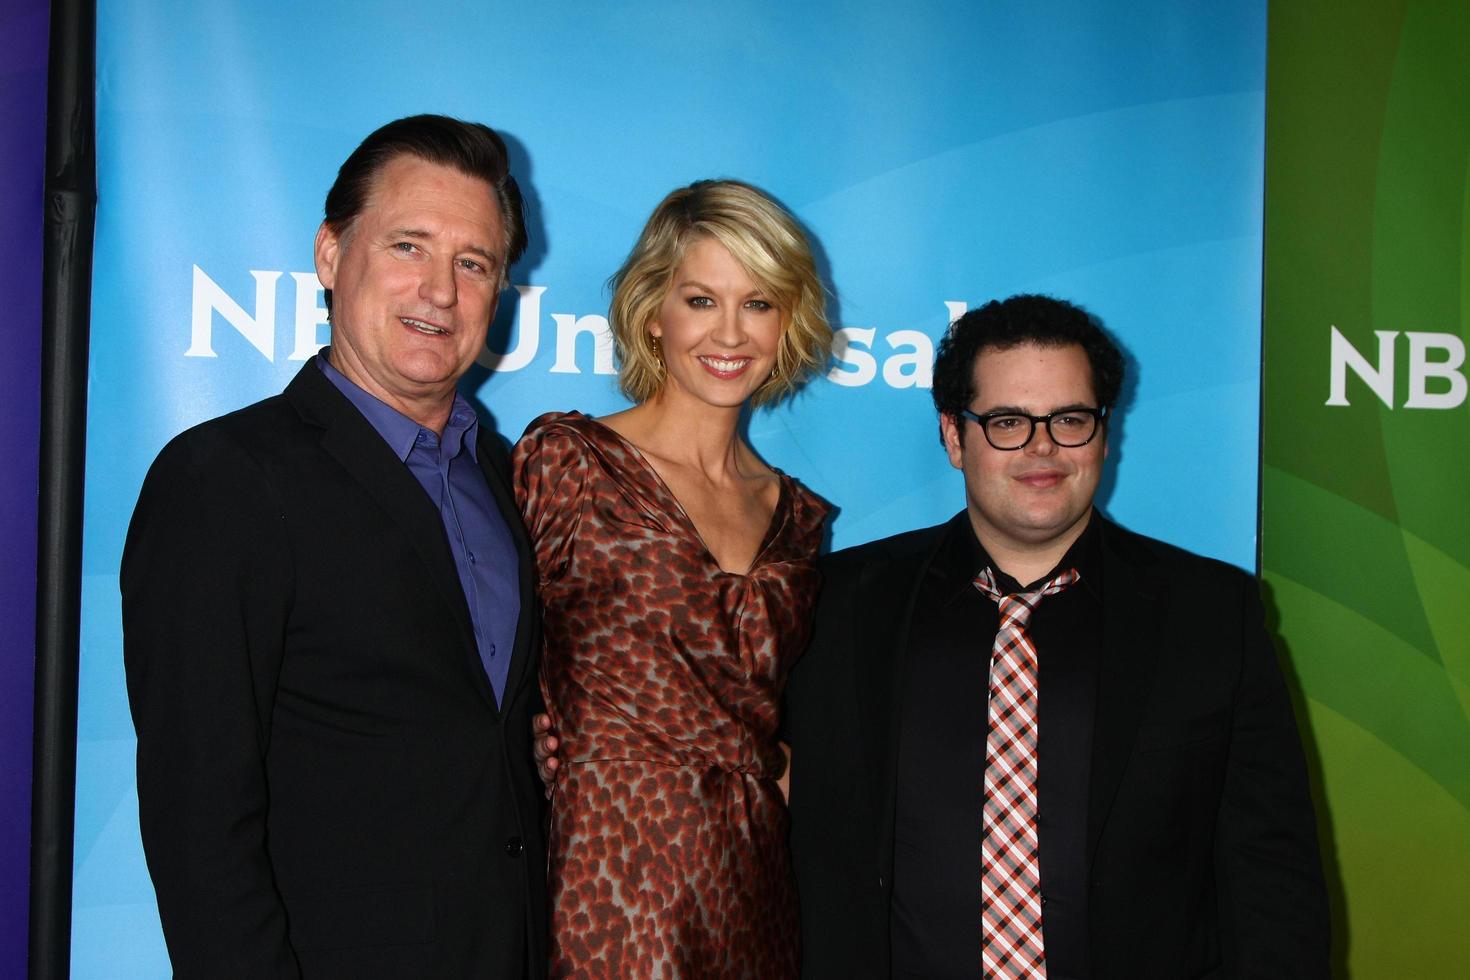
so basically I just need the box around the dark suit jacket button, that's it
[505,837,524,856]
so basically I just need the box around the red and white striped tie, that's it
[973,566,1080,980]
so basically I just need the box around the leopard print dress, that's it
[513,412,828,979]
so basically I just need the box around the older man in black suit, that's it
[123,115,545,979]
[784,295,1329,979]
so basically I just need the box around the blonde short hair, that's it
[609,179,832,406]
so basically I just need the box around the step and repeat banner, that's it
[75,2,1268,974]
[1263,0,1470,975]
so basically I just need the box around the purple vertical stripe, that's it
[0,0,51,970]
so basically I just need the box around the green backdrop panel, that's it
[1263,0,1470,976]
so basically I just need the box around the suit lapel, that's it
[475,435,537,717]
[853,522,953,884]
[1087,518,1166,864]
[286,362,495,710]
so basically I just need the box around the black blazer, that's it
[784,513,1329,979]
[122,359,547,979]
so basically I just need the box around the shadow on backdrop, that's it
[745,182,844,557]
[463,129,547,451]
[1259,577,1349,978]
[1090,309,1134,522]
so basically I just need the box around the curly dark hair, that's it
[321,114,526,312]
[931,294,1125,441]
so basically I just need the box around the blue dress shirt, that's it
[319,353,519,704]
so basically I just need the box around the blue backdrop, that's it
[76,2,1266,973]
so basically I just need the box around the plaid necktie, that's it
[973,566,1080,980]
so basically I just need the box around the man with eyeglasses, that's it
[783,294,1329,979]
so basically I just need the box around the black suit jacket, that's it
[784,513,1329,979]
[122,359,547,979]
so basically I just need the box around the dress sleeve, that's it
[512,413,590,588]
[788,479,833,557]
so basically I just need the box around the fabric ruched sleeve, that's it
[512,412,590,588]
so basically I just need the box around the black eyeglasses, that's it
[958,406,1108,451]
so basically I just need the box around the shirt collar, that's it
[439,399,480,459]
[317,349,479,463]
[933,509,1103,605]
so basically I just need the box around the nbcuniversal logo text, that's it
[1327,325,1467,409]
[185,265,961,390]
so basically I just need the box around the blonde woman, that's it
[514,180,831,977]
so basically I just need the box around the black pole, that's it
[30,0,96,975]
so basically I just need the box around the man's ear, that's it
[313,222,340,290]
[939,412,965,471]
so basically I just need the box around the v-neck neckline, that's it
[576,412,789,578]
